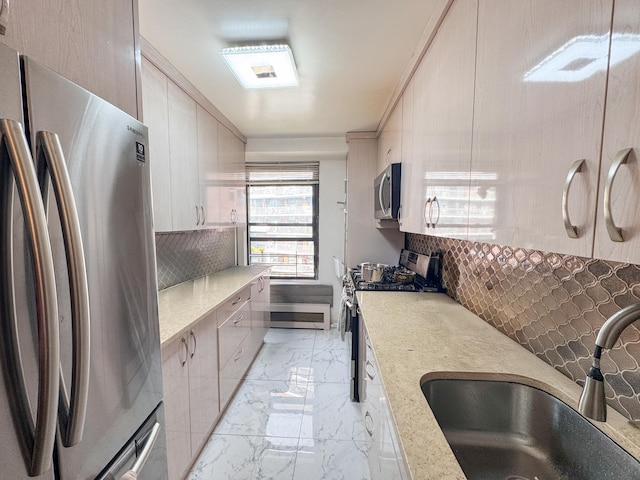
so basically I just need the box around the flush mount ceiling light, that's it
[219,44,299,89]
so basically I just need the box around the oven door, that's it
[348,302,360,402]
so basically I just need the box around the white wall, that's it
[245,137,348,325]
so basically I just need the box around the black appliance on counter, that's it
[343,249,444,401]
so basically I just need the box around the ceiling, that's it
[137,0,449,139]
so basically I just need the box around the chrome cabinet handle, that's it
[604,148,632,242]
[231,295,243,306]
[129,422,161,476]
[397,205,403,226]
[562,159,585,239]
[233,314,244,325]
[423,197,432,229]
[429,195,440,228]
[36,131,91,448]
[233,348,244,362]
[200,205,206,224]
[195,205,201,226]
[1,119,60,476]
[189,330,196,358]
[378,172,389,217]
[179,337,188,367]
[366,360,376,380]
[364,411,374,437]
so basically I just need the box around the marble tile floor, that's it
[186,327,398,480]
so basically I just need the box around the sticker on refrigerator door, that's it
[135,142,146,163]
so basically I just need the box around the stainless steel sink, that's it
[420,377,640,480]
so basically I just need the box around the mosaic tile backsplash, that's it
[407,233,640,420]
[155,229,236,290]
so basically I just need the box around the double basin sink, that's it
[421,376,640,480]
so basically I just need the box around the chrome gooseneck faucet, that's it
[579,303,640,421]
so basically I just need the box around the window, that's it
[246,162,319,279]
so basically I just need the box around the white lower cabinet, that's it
[362,326,406,479]
[162,311,219,480]
[161,274,270,478]
[249,272,271,355]
[218,299,253,407]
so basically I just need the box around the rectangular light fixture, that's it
[219,44,299,89]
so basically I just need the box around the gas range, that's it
[349,249,444,293]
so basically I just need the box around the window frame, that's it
[246,179,319,280]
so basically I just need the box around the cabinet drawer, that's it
[219,336,253,407]
[217,286,251,325]
[218,301,251,367]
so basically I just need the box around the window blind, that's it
[246,162,319,185]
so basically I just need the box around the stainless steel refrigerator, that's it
[0,43,167,479]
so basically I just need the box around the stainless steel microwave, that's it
[374,163,401,220]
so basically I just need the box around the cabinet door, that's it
[593,0,640,263]
[249,273,271,356]
[161,337,191,480]
[141,59,173,232]
[377,104,403,174]
[218,124,247,226]
[399,79,418,233]
[471,0,612,253]
[2,0,138,118]
[168,81,200,230]
[196,105,220,226]
[188,313,220,455]
[411,0,477,240]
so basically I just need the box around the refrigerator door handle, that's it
[0,118,60,476]
[35,131,90,448]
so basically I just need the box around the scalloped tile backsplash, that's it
[407,233,640,420]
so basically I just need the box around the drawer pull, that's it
[231,296,243,306]
[233,314,244,325]
[365,411,374,437]
[233,349,244,362]
[366,360,376,380]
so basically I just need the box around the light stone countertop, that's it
[157,266,269,346]
[357,291,640,480]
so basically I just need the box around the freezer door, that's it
[0,43,57,480]
[21,57,164,479]
[96,403,168,480]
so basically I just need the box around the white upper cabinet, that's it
[593,0,640,264]
[141,56,246,232]
[218,124,247,227]
[141,58,173,232]
[399,79,416,232]
[377,102,403,174]
[167,81,201,231]
[196,105,220,227]
[470,0,612,255]
[407,0,477,239]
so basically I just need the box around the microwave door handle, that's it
[36,131,90,447]
[378,172,388,217]
[1,119,60,476]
